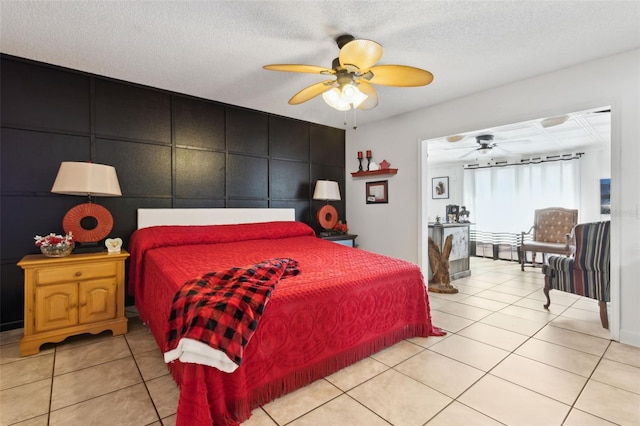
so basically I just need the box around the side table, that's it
[318,233,358,247]
[17,250,129,356]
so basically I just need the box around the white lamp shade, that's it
[322,88,350,111]
[51,162,122,197]
[342,84,367,108]
[322,84,368,111]
[313,180,341,201]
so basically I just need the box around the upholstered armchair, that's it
[542,221,610,328]
[520,207,578,271]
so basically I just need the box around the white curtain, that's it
[463,159,581,234]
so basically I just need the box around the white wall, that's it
[346,49,640,346]
[425,164,464,223]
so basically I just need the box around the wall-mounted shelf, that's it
[351,168,398,178]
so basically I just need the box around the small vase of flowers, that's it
[34,232,75,257]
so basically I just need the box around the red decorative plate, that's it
[62,203,113,243]
[317,204,338,230]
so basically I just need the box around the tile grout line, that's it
[47,347,56,425]
[124,329,164,424]
[557,339,615,426]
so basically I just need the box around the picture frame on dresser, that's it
[432,176,449,199]
[366,180,388,204]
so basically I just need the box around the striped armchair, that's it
[542,221,610,328]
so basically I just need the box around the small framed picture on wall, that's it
[366,180,388,204]
[432,176,449,199]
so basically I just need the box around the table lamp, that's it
[51,161,121,252]
[313,180,341,235]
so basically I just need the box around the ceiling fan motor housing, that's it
[336,34,355,49]
[476,134,494,143]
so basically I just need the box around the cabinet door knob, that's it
[74,271,82,277]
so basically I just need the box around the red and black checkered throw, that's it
[165,258,300,371]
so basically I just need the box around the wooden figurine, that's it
[428,235,459,293]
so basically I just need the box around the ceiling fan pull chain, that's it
[343,110,347,126]
[353,107,358,130]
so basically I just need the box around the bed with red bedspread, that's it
[128,220,442,425]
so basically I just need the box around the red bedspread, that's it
[129,221,443,426]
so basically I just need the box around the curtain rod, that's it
[463,152,583,170]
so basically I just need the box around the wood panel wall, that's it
[0,55,345,330]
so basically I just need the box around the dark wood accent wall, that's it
[0,55,346,331]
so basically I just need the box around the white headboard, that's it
[137,208,296,229]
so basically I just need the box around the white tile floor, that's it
[1,257,639,425]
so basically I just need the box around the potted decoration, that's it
[34,232,75,257]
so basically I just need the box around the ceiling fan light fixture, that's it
[322,83,368,111]
[322,88,350,111]
[478,147,492,155]
[446,135,465,143]
[541,115,569,128]
[343,83,368,107]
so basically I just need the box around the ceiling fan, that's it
[459,134,509,158]
[263,34,433,111]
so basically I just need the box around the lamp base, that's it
[63,202,114,244]
[317,204,338,231]
[73,242,106,254]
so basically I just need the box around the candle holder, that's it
[366,151,372,171]
[357,151,364,171]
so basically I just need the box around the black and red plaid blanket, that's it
[164,258,300,372]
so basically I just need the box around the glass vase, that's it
[40,243,74,257]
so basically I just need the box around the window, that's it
[463,159,581,234]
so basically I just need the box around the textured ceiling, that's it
[1,1,639,132]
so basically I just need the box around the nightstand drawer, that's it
[36,262,117,285]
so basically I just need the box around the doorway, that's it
[419,107,613,333]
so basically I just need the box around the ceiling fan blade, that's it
[263,64,333,74]
[458,149,478,159]
[493,145,512,154]
[495,138,531,145]
[339,39,383,71]
[355,81,378,110]
[443,144,478,151]
[368,65,434,87]
[288,80,334,105]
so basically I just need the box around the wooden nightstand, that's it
[318,233,358,247]
[17,250,130,356]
